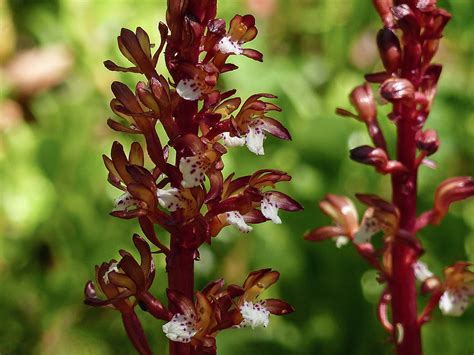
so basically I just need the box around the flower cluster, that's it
[84,1,301,354]
[307,0,473,353]
[162,269,293,350]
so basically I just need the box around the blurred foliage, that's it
[1,0,473,354]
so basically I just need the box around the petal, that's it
[176,79,202,101]
[439,289,470,316]
[334,236,350,248]
[261,193,281,224]
[157,188,187,211]
[353,210,381,244]
[179,155,208,188]
[226,211,253,233]
[217,36,243,54]
[221,132,246,147]
[245,120,266,155]
[239,301,270,329]
[162,313,197,343]
[413,261,433,282]
[103,262,119,284]
[113,191,140,212]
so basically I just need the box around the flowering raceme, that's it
[84,1,301,354]
[306,1,473,354]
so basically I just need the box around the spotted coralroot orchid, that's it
[162,269,293,351]
[83,1,301,354]
[306,1,473,354]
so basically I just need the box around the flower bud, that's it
[377,28,401,73]
[380,78,415,102]
[372,0,394,27]
[421,277,441,294]
[350,145,407,174]
[416,129,439,156]
[349,83,376,123]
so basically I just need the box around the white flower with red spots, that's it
[113,191,140,211]
[226,211,253,233]
[221,132,246,147]
[176,78,203,101]
[353,212,381,245]
[413,261,434,282]
[261,192,282,224]
[239,301,270,329]
[439,288,471,316]
[217,36,243,55]
[438,262,474,317]
[245,120,267,155]
[179,155,209,188]
[157,188,187,212]
[162,313,197,343]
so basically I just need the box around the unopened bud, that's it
[372,0,394,27]
[377,28,401,73]
[349,83,376,123]
[380,78,415,102]
[421,277,441,294]
[416,129,439,156]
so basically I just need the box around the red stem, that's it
[168,232,195,355]
[390,104,421,355]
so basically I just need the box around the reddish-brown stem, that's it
[418,290,443,326]
[390,103,421,355]
[168,232,195,355]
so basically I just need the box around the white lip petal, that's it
[179,155,207,188]
[413,261,433,282]
[113,191,139,212]
[162,313,197,343]
[239,301,270,329]
[261,193,281,224]
[176,79,202,101]
[226,211,253,233]
[439,288,470,316]
[102,262,119,284]
[217,36,243,55]
[353,216,380,245]
[245,120,266,155]
[221,132,246,147]
[157,188,186,212]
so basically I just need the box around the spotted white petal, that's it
[157,188,186,212]
[261,193,281,224]
[439,288,470,316]
[162,313,197,343]
[176,79,202,101]
[221,132,246,147]
[413,261,433,282]
[217,36,243,55]
[245,119,266,155]
[353,216,380,245]
[334,236,350,248]
[226,211,253,233]
[113,191,140,212]
[239,301,270,329]
[103,262,119,284]
[179,155,207,188]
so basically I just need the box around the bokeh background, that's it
[1,0,473,354]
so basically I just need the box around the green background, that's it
[1,0,473,354]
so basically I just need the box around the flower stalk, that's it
[83,0,301,354]
[306,1,473,354]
